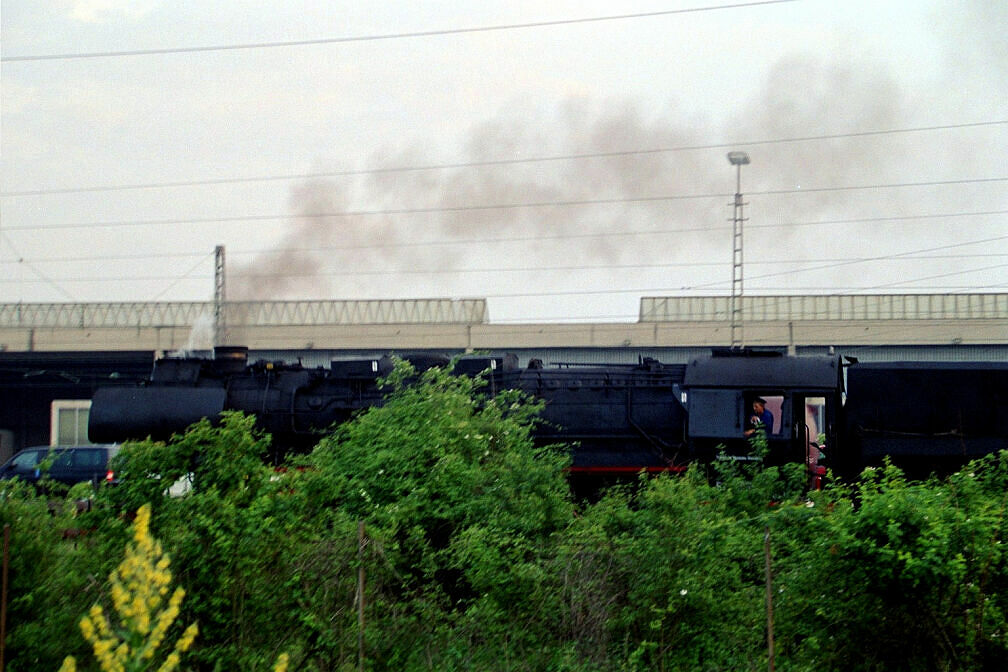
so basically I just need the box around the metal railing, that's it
[0,298,488,328]
[639,294,1008,322]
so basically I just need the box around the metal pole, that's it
[1,524,10,672]
[731,163,745,348]
[214,245,226,346]
[727,152,749,349]
[358,521,365,672]
[764,526,775,672]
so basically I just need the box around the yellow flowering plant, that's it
[57,504,198,672]
[56,503,289,672]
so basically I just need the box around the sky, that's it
[1,0,1006,323]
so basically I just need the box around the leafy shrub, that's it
[298,359,573,668]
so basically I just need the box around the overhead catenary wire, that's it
[7,250,1005,270]
[3,179,1006,232]
[1,211,1004,270]
[4,242,1005,289]
[344,273,1008,301]
[682,234,1008,290]
[3,119,1004,197]
[1,0,799,62]
[0,232,77,301]
[3,277,1003,300]
[151,251,217,301]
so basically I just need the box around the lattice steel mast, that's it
[727,151,750,349]
[214,245,227,345]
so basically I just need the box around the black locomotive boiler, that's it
[89,346,691,472]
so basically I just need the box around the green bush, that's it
[0,480,129,671]
[298,359,573,669]
[770,458,1008,671]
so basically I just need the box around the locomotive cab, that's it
[682,350,843,474]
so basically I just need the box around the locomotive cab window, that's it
[745,394,782,436]
[686,389,741,438]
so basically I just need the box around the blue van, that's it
[0,445,121,487]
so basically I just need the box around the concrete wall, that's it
[1,318,1003,354]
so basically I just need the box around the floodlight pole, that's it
[727,152,750,349]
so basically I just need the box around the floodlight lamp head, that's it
[727,151,750,166]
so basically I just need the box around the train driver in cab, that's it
[744,397,774,438]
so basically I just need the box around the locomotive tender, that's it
[88,345,1008,479]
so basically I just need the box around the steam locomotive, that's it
[88,345,1008,480]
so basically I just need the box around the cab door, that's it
[792,392,837,484]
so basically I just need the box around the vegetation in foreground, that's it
[2,361,1007,671]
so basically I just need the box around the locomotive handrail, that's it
[857,426,966,437]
